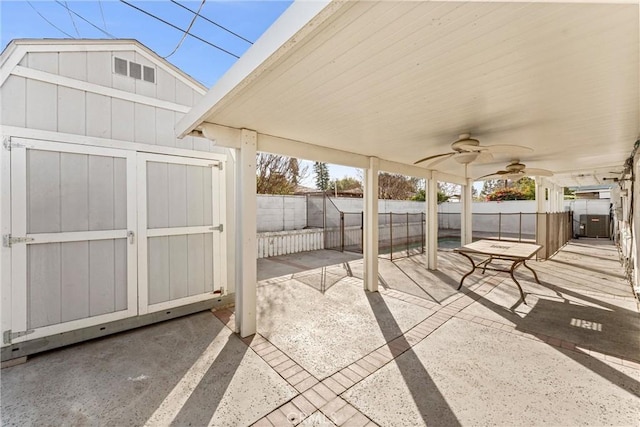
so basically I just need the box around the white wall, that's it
[256,195,306,232]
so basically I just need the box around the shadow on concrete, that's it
[171,334,249,426]
[461,287,640,399]
[0,313,227,426]
[547,258,627,280]
[366,292,461,426]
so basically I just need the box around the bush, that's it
[486,188,528,201]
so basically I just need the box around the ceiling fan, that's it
[413,133,533,167]
[476,160,553,181]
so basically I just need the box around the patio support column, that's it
[235,129,257,337]
[461,177,473,245]
[535,178,545,213]
[558,187,565,211]
[426,176,438,270]
[364,157,379,292]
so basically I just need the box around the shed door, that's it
[137,153,226,315]
[9,140,137,343]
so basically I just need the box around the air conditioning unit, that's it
[580,215,610,238]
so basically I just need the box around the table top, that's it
[454,240,542,260]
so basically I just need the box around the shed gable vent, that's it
[129,62,142,79]
[113,57,156,84]
[114,57,128,76]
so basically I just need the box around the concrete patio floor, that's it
[2,239,639,426]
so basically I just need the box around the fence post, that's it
[422,212,425,254]
[406,212,410,257]
[519,212,522,242]
[498,212,502,240]
[360,211,364,254]
[389,212,393,261]
[340,211,345,252]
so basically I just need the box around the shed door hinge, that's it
[3,235,35,247]
[209,224,224,232]
[210,162,223,171]
[3,329,35,344]
[2,137,25,151]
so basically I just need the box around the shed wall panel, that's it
[26,80,57,131]
[86,92,111,138]
[28,150,61,233]
[111,98,134,141]
[186,165,205,226]
[57,86,86,135]
[187,234,206,296]
[59,52,87,81]
[113,158,127,229]
[147,162,169,229]
[168,164,188,227]
[155,108,176,147]
[148,236,170,304]
[88,156,115,231]
[175,80,193,106]
[0,75,26,127]
[28,243,61,328]
[134,103,156,144]
[27,52,58,73]
[156,68,176,102]
[89,239,115,316]
[114,239,128,311]
[86,51,112,87]
[169,235,188,300]
[60,241,89,322]
[60,153,89,232]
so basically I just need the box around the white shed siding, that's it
[0,41,235,356]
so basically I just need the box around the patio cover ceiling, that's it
[177,0,639,188]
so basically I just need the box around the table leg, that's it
[457,252,476,290]
[522,260,540,284]
[481,256,493,274]
[509,260,527,304]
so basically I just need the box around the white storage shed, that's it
[0,39,236,361]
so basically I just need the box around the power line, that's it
[119,0,239,59]
[164,0,206,59]
[26,1,75,39]
[169,0,253,45]
[54,1,116,39]
[98,0,108,32]
[63,1,81,37]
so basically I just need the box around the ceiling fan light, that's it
[454,152,480,164]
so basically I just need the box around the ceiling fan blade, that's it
[522,168,553,177]
[475,170,509,180]
[414,152,453,165]
[483,144,533,155]
[427,153,456,167]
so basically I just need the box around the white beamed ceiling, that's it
[184,1,639,187]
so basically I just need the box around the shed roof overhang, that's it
[177,0,639,187]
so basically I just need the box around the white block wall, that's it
[256,195,307,232]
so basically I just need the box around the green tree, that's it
[329,176,362,191]
[313,162,330,190]
[515,177,535,200]
[480,179,502,199]
[411,188,450,204]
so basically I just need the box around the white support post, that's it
[427,176,438,270]
[363,157,379,292]
[461,177,473,245]
[235,129,257,337]
[558,187,565,211]
[549,185,557,213]
[535,179,545,213]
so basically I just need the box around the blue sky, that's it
[0,0,361,186]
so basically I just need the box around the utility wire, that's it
[26,1,75,38]
[55,1,116,39]
[169,0,253,45]
[98,0,108,32]
[119,0,239,58]
[63,1,81,37]
[164,0,206,59]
